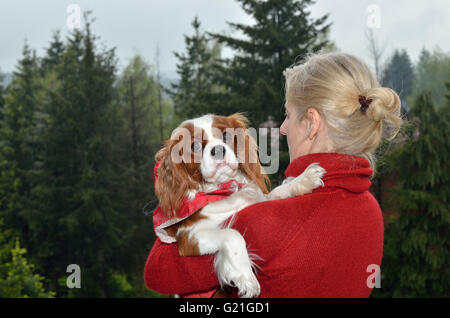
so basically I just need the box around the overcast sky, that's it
[1,0,449,79]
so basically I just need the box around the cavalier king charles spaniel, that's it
[153,113,325,298]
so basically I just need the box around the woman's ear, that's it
[305,107,321,140]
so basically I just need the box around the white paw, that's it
[214,231,261,298]
[297,162,326,191]
[233,268,260,298]
[268,163,326,199]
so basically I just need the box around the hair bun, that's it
[363,87,403,140]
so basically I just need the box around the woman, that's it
[144,52,403,297]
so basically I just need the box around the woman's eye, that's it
[223,132,232,143]
[191,141,202,153]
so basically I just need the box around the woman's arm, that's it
[144,238,219,296]
[144,200,281,296]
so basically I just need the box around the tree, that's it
[41,30,65,75]
[373,91,450,297]
[112,54,162,297]
[366,29,387,82]
[0,71,5,122]
[28,13,125,297]
[170,16,225,120]
[371,49,415,207]
[381,49,415,111]
[0,42,40,247]
[0,219,55,297]
[411,48,450,110]
[209,0,332,126]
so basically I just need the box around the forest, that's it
[0,0,449,298]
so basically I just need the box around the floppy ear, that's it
[154,138,190,218]
[229,113,271,194]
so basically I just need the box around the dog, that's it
[153,113,325,298]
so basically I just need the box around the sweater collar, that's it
[284,153,373,193]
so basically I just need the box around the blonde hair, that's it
[283,52,404,174]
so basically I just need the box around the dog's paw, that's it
[214,230,261,298]
[233,269,260,298]
[294,162,326,193]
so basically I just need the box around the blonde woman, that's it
[144,52,404,298]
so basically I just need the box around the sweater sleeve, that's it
[144,199,287,296]
[144,238,220,296]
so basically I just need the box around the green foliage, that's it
[111,54,172,297]
[0,220,55,297]
[381,49,415,110]
[0,41,40,248]
[28,14,127,297]
[170,16,225,120]
[372,91,450,298]
[409,48,450,110]
[0,11,175,297]
[209,0,332,126]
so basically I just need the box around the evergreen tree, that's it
[0,42,40,246]
[0,71,4,122]
[411,48,450,110]
[29,13,124,297]
[374,91,450,297]
[171,16,225,120]
[209,0,331,126]
[0,219,55,297]
[112,54,162,296]
[41,30,64,75]
[381,49,414,111]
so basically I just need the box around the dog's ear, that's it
[229,113,271,194]
[154,137,191,218]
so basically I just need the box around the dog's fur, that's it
[154,113,325,297]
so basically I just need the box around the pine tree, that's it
[112,54,161,296]
[0,219,55,297]
[209,0,331,126]
[374,91,450,297]
[0,72,4,122]
[41,30,64,74]
[170,16,225,120]
[412,48,450,110]
[0,42,40,246]
[29,13,124,297]
[381,49,414,111]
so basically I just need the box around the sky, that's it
[0,0,449,80]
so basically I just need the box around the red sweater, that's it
[144,153,384,298]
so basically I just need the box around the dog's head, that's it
[154,113,270,217]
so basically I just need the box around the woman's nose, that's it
[280,119,287,136]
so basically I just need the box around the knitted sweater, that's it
[144,152,384,298]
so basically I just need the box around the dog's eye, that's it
[191,141,202,153]
[223,131,232,143]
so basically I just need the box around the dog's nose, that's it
[211,145,226,159]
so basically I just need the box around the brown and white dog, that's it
[154,113,325,298]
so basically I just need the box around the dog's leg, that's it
[268,162,326,200]
[200,182,266,219]
[176,225,260,298]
